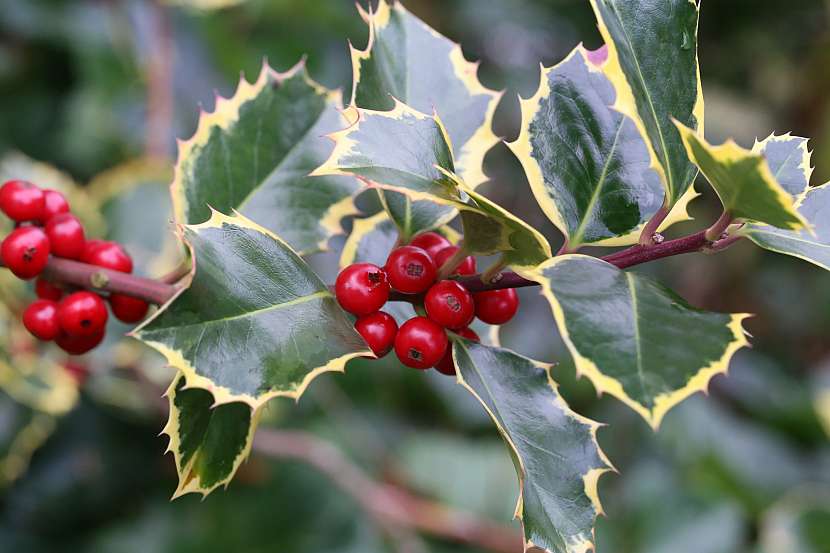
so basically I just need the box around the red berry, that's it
[433,246,476,276]
[0,180,45,222]
[81,240,133,273]
[394,316,448,369]
[109,293,150,323]
[425,280,475,329]
[1,226,50,279]
[45,213,85,260]
[434,327,479,376]
[354,311,398,358]
[22,300,60,341]
[409,231,452,260]
[56,329,105,355]
[35,278,64,301]
[40,189,70,223]
[385,246,436,294]
[474,288,519,325]
[335,263,390,316]
[58,291,108,337]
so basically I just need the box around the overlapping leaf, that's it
[171,60,361,256]
[522,255,750,429]
[752,133,813,201]
[676,123,808,230]
[589,0,703,207]
[453,339,612,553]
[314,103,551,269]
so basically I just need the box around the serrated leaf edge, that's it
[752,132,814,205]
[520,254,752,430]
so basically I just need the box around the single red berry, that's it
[474,288,519,325]
[394,316,448,370]
[409,231,452,260]
[0,180,45,222]
[58,291,108,337]
[81,240,133,273]
[425,280,475,329]
[335,263,390,316]
[109,293,150,323]
[433,246,476,276]
[22,300,60,341]
[1,226,50,279]
[45,213,85,260]
[354,311,398,358]
[434,327,479,376]
[56,329,105,355]
[385,246,436,294]
[39,189,70,223]
[35,278,64,301]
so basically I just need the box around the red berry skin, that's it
[56,329,105,355]
[58,291,108,337]
[385,246,436,294]
[394,316,448,370]
[0,180,45,222]
[45,213,86,260]
[39,189,70,223]
[81,240,133,273]
[433,246,476,276]
[1,226,50,279]
[22,300,60,341]
[425,280,475,330]
[354,311,398,358]
[109,293,150,324]
[335,263,390,316]
[409,231,452,260]
[35,278,64,301]
[474,288,519,325]
[434,327,479,376]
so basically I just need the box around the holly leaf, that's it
[314,103,551,269]
[376,190,456,244]
[134,210,370,410]
[453,339,612,553]
[510,45,693,248]
[588,0,703,206]
[752,133,813,201]
[522,255,750,429]
[676,123,808,230]
[742,183,830,272]
[171,60,361,256]
[162,372,259,498]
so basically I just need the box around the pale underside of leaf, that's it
[752,133,814,203]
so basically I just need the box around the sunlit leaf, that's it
[752,133,813,202]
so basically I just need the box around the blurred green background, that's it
[1,1,829,552]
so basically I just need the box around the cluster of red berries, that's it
[335,231,518,375]
[0,180,149,355]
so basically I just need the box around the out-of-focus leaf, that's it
[760,491,830,553]
[162,0,246,9]
[752,133,814,202]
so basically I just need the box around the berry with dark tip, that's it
[394,316,447,370]
[335,263,390,316]
[1,226,50,279]
[58,291,108,337]
[424,280,475,330]
[385,246,436,294]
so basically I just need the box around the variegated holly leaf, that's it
[742,183,830,272]
[752,133,813,202]
[314,103,551,269]
[453,339,612,553]
[162,372,259,498]
[589,0,703,207]
[510,44,686,248]
[522,255,750,429]
[376,190,456,244]
[676,123,808,230]
[172,60,360,256]
[134,210,370,410]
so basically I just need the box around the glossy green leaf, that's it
[589,0,703,205]
[314,103,551,268]
[510,45,667,248]
[454,339,612,553]
[134,211,370,410]
[376,190,456,244]
[522,255,749,429]
[742,183,830,271]
[676,123,808,230]
[162,372,258,498]
[172,60,361,256]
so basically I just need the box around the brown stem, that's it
[704,211,733,242]
[638,205,669,245]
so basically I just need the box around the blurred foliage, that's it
[0,0,828,551]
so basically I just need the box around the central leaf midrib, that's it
[625,273,648,400]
